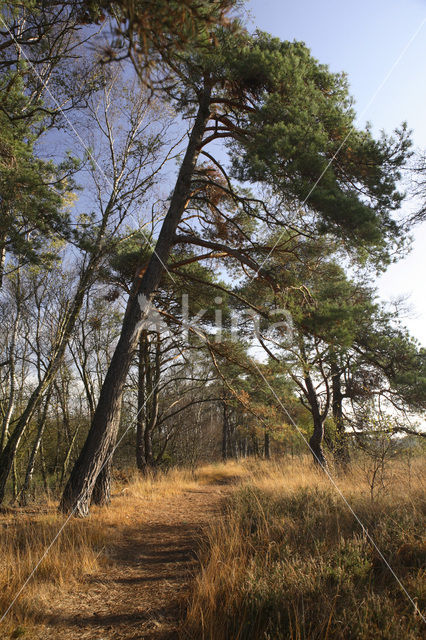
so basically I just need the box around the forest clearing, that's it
[1,1,425,638]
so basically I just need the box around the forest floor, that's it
[25,470,238,640]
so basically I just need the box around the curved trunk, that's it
[60,89,212,515]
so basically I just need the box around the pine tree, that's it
[61,21,412,514]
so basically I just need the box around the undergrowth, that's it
[183,457,425,640]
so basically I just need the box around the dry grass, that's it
[0,512,106,636]
[183,455,426,640]
[0,462,242,638]
[194,460,253,485]
[1,458,424,640]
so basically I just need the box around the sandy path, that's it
[36,485,228,640]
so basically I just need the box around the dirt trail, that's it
[37,484,229,640]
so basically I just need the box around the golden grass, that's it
[0,462,247,637]
[183,455,426,640]
[194,460,253,485]
[1,458,424,639]
[0,512,106,636]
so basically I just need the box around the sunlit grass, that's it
[0,513,105,635]
[1,457,424,639]
[183,455,425,640]
[0,462,246,637]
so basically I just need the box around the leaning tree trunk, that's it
[0,257,98,505]
[91,442,114,506]
[59,89,212,516]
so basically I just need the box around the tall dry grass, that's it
[1,457,424,639]
[183,456,426,640]
[0,513,106,634]
[0,463,223,638]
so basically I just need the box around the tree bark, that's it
[136,331,147,472]
[305,373,328,468]
[91,443,113,506]
[331,360,350,466]
[143,332,160,469]
[222,402,228,461]
[60,88,212,515]
[264,430,270,459]
[0,233,6,290]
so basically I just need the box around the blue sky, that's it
[247,0,426,344]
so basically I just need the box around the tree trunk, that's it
[305,373,327,468]
[18,391,51,506]
[142,332,160,471]
[309,413,327,468]
[222,402,228,461]
[252,434,259,457]
[60,89,212,515]
[91,443,113,506]
[0,292,20,453]
[243,437,248,458]
[11,456,18,502]
[60,424,81,486]
[331,362,350,466]
[40,441,48,494]
[264,430,270,459]
[136,331,161,475]
[136,332,147,472]
[0,233,6,290]
[229,416,238,459]
[0,257,98,504]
